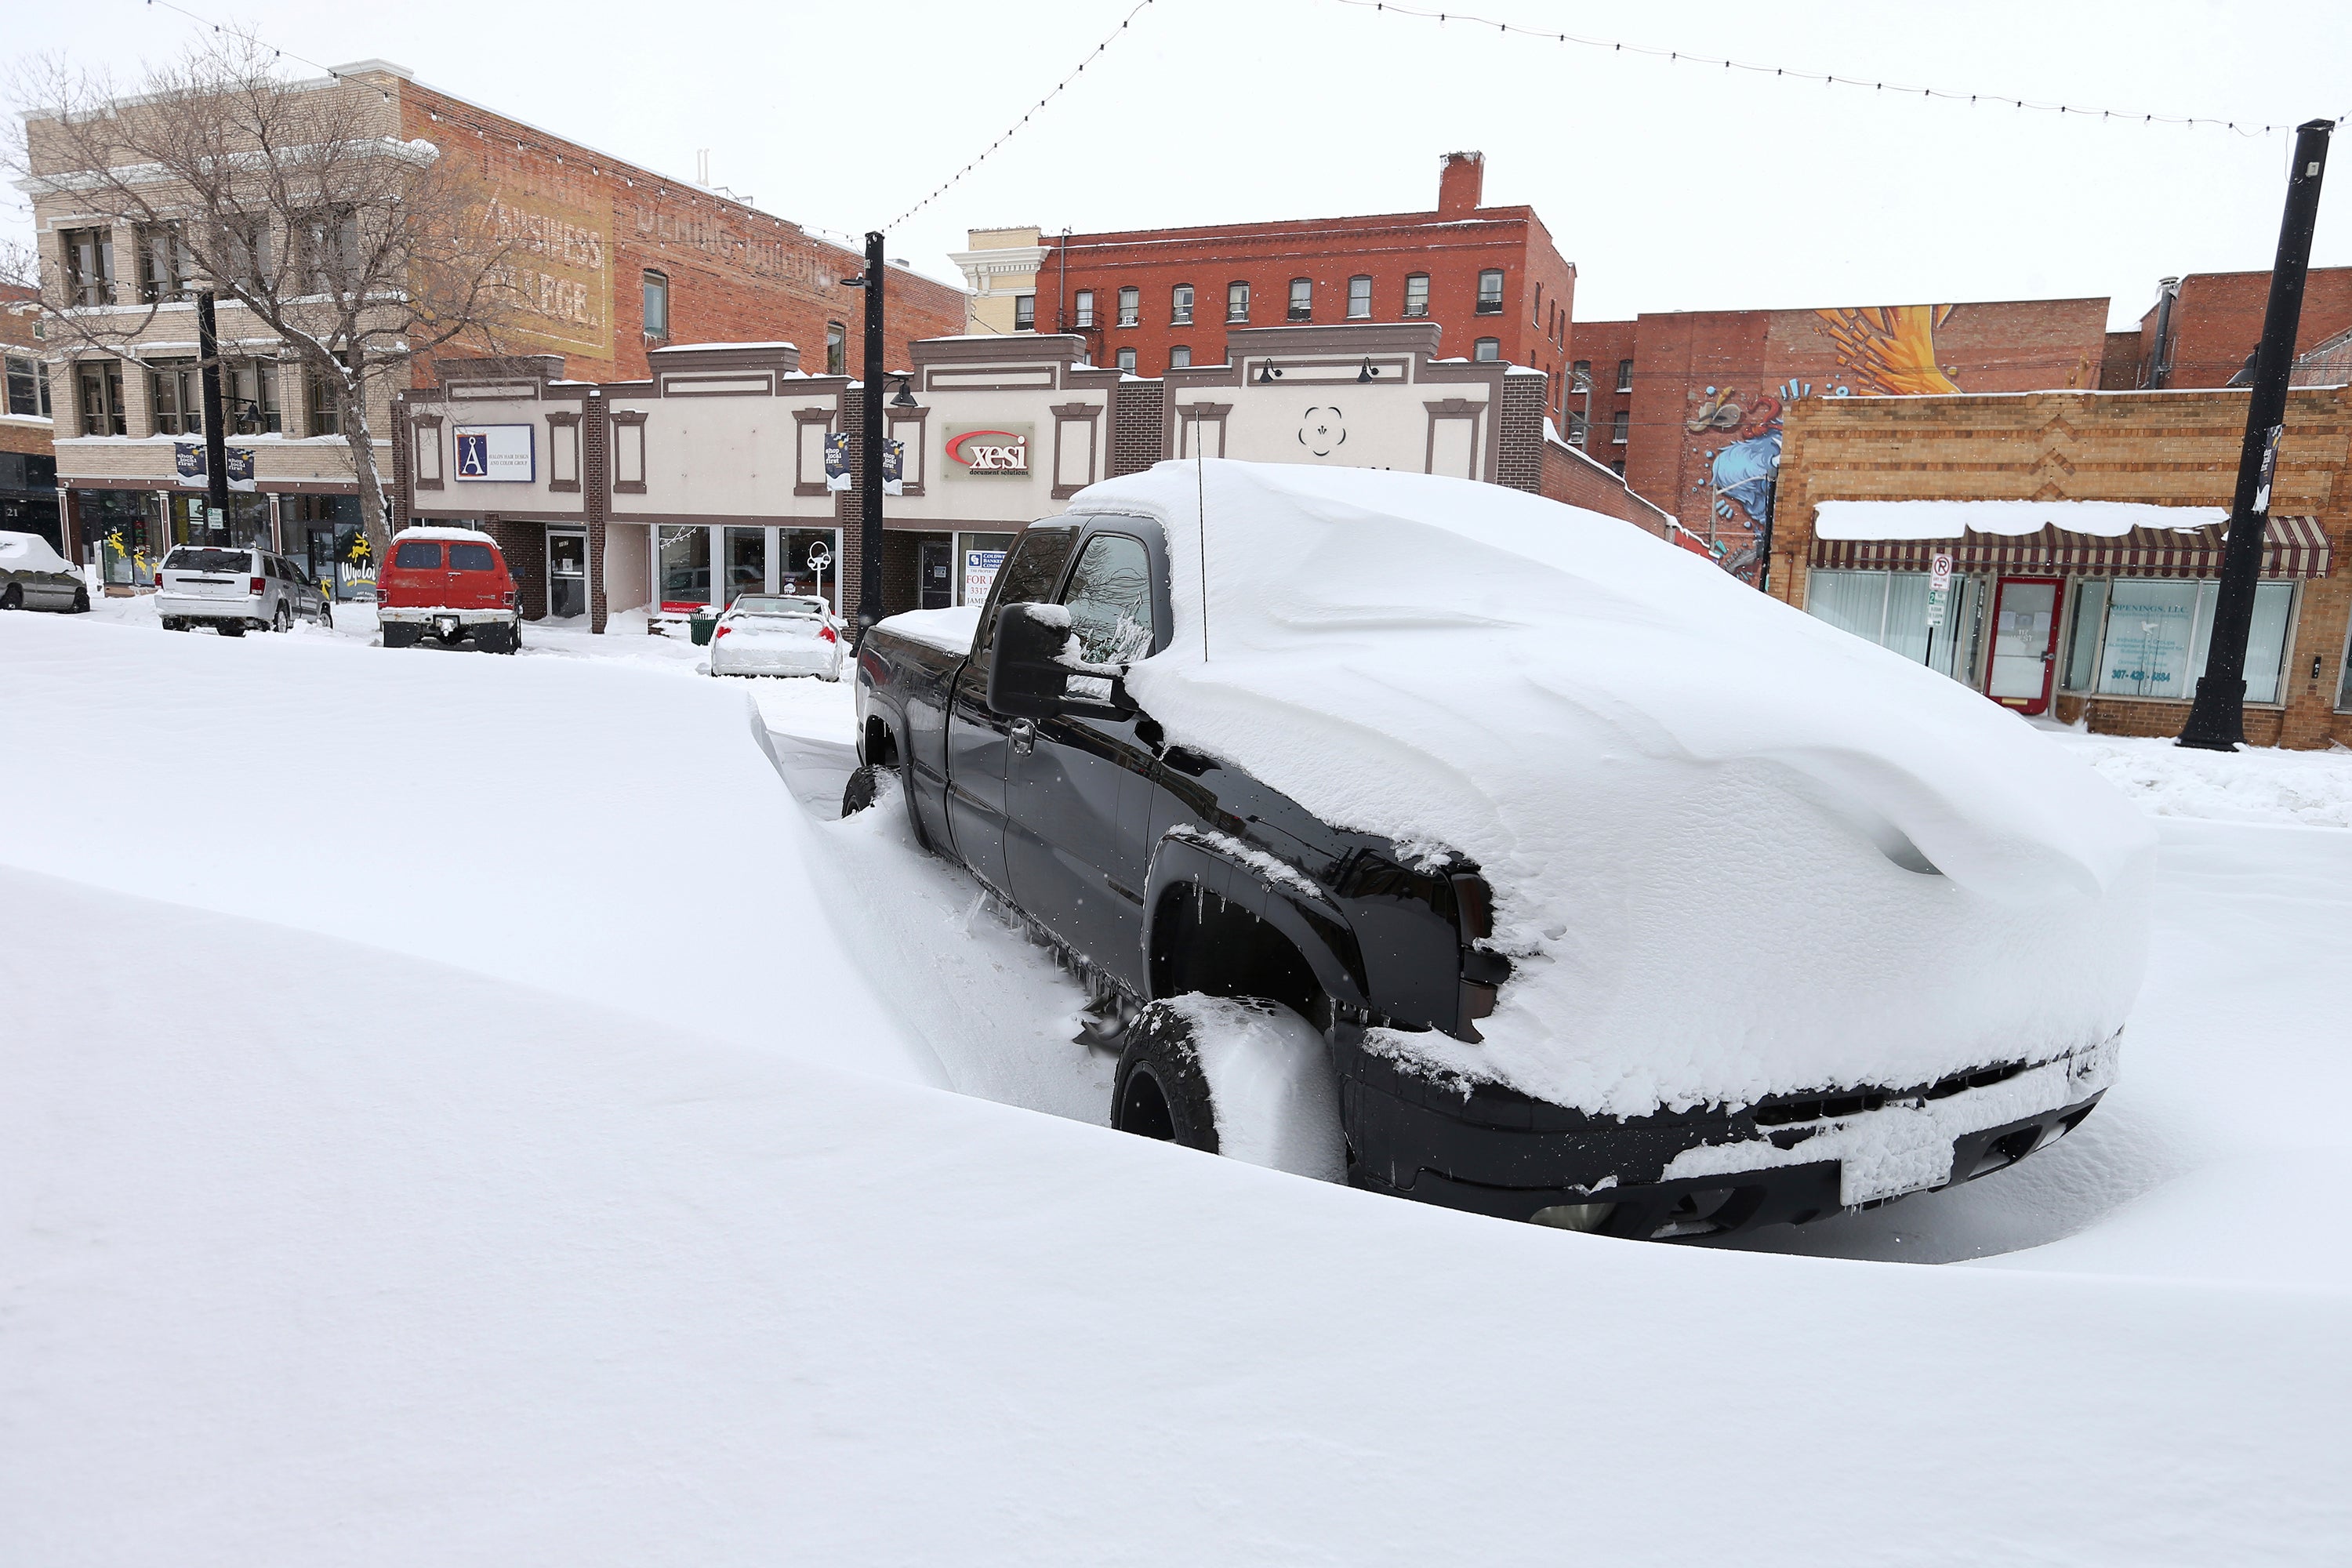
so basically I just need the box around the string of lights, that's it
[884,0,1160,232]
[1330,0,2344,136]
[140,0,393,100]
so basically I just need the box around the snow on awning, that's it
[1809,516,2331,580]
[1815,499,2227,539]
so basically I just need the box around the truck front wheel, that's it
[840,763,884,817]
[1112,996,1345,1181]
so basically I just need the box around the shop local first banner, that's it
[454,425,535,482]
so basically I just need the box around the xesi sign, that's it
[943,423,1033,478]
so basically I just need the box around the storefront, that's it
[64,478,374,596]
[1772,386,2352,749]
[653,524,844,615]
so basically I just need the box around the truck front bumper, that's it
[1338,1033,2117,1241]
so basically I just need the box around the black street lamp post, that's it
[2179,118,2333,751]
[856,230,886,634]
[194,280,230,540]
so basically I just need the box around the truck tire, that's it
[71,586,90,614]
[219,620,246,638]
[1113,996,1347,1181]
[840,763,884,817]
[382,622,422,648]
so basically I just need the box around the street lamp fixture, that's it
[1356,357,1380,383]
[1254,361,1283,385]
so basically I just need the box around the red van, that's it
[376,527,523,653]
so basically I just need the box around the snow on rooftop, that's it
[1815,499,2229,541]
[652,341,799,353]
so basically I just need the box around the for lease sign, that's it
[453,424,535,483]
[942,423,1033,478]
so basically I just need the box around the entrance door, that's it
[1987,577,2061,714]
[549,529,588,619]
[919,539,953,609]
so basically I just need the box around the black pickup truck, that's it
[849,506,2117,1243]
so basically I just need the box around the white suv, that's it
[155,546,333,637]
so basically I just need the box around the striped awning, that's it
[1809,517,2331,580]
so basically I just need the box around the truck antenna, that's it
[1196,441,1210,662]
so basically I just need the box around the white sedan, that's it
[709,594,844,680]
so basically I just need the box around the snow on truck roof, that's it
[1064,460,2154,1116]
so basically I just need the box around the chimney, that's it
[1438,151,1484,217]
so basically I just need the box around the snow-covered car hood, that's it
[1066,461,2155,1116]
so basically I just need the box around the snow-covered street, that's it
[5,606,2350,1564]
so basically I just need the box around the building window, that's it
[1226,281,1250,322]
[1117,286,1140,327]
[826,322,845,375]
[62,227,116,308]
[2080,578,2296,703]
[226,360,280,434]
[1566,412,1588,447]
[296,206,361,296]
[149,358,203,434]
[1472,338,1500,362]
[1169,346,1192,369]
[1287,278,1312,321]
[1611,410,1629,444]
[1116,346,1137,373]
[1171,284,1194,325]
[5,354,51,418]
[76,359,125,435]
[1475,268,1504,314]
[1569,358,1592,394]
[1013,293,1036,332]
[643,270,670,339]
[1346,275,1372,320]
[1617,358,1635,394]
[306,352,354,437]
[1073,289,1096,328]
[1610,459,1626,477]
[136,222,189,304]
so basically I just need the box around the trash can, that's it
[689,611,719,647]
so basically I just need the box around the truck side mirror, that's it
[987,601,1076,718]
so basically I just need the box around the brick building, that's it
[1769,386,2350,749]
[985,153,1581,425]
[0,284,59,549]
[21,59,964,597]
[2120,267,2352,390]
[1594,297,2114,574]
[1557,318,1635,474]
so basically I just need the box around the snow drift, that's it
[1068,461,2155,1115]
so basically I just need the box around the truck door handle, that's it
[1010,719,1036,755]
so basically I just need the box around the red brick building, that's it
[2119,266,2352,390]
[1019,153,1581,426]
[1559,318,1635,474]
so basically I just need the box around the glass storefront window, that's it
[2062,579,2107,691]
[2093,579,2293,704]
[1804,569,1944,672]
[81,488,156,584]
[778,528,840,608]
[659,525,710,612]
[724,527,765,604]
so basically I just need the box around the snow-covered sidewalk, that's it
[3,608,2349,1563]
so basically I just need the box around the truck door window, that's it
[975,524,1079,659]
[1061,533,1155,666]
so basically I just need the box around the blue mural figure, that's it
[1711,431,1780,528]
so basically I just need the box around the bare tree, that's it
[7,33,523,550]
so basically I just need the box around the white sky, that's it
[10,0,2351,331]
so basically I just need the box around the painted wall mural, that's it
[1690,306,1968,576]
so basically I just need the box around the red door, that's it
[1987,576,2062,716]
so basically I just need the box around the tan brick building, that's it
[1770,387,2350,749]
[20,59,964,608]
[1,283,59,547]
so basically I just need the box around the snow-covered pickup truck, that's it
[849,462,2154,1242]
